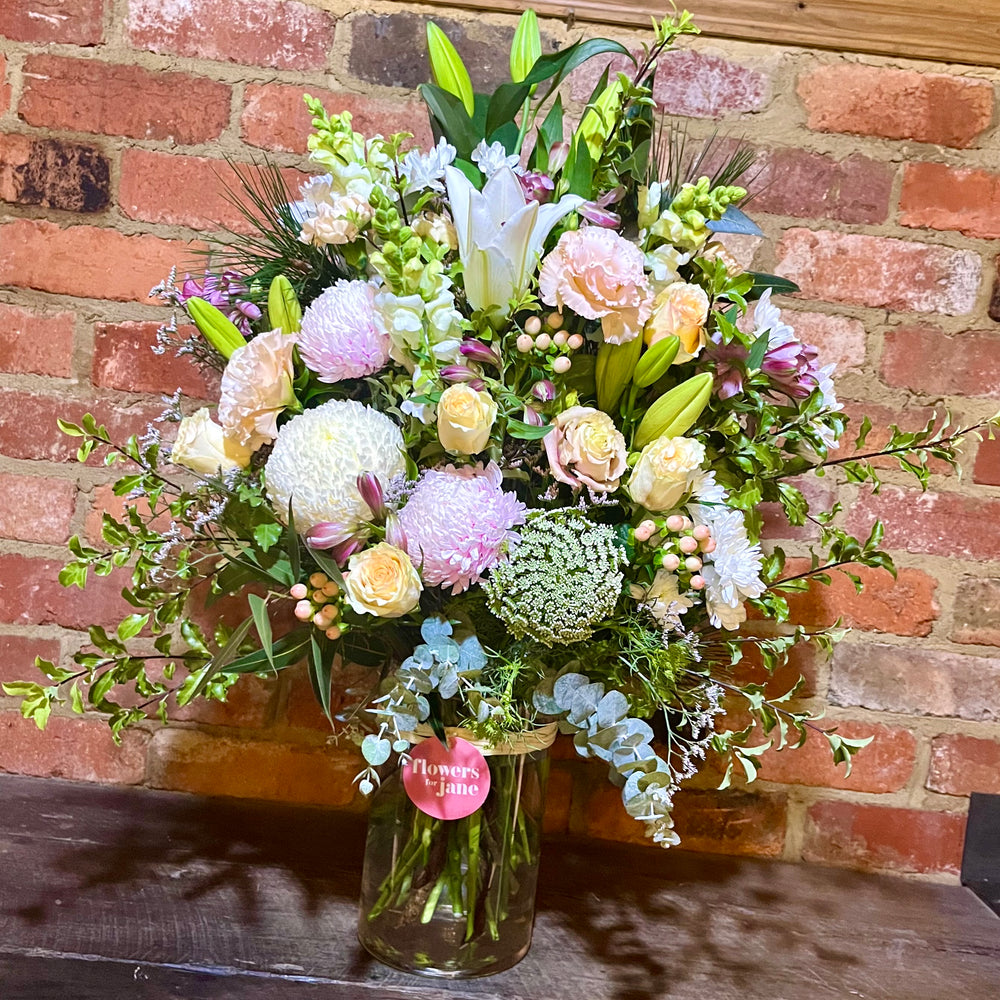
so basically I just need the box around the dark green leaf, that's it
[506,418,553,440]
[308,633,334,725]
[747,272,800,298]
[247,593,274,672]
[522,38,632,89]
[746,329,770,371]
[184,614,254,704]
[419,83,479,159]
[485,81,530,141]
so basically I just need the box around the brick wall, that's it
[1,0,999,881]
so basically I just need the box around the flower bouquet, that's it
[7,7,995,980]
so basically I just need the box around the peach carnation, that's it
[538,227,652,345]
[218,328,297,451]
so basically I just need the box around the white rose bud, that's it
[437,384,497,455]
[170,408,252,475]
[344,543,422,618]
[628,436,706,512]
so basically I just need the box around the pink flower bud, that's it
[459,339,501,367]
[579,203,621,228]
[521,405,545,427]
[531,379,556,402]
[548,141,570,174]
[356,471,386,522]
[307,523,346,550]
[384,512,408,550]
[468,378,487,392]
[441,364,479,382]
[518,170,555,205]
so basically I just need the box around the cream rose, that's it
[628,436,706,512]
[644,282,710,362]
[344,543,422,618]
[170,408,252,475]
[544,405,628,492]
[437,384,497,455]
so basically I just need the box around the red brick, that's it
[974,434,1000,487]
[283,660,375,731]
[775,229,980,316]
[1,0,104,45]
[783,310,867,371]
[990,258,1000,324]
[752,149,893,225]
[0,713,147,784]
[83,484,174,547]
[928,734,1000,796]
[759,475,835,542]
[0,554,135,630]
[731,640,820,700]
[570,48,769,118]
[582,782,786,857]
[1,55,12,114]
[119,149,308,234]
[952,577,1000,647]
[900,162,1000,239]
[93,320,217,398]
[760,721,915,792]
[846,484,1000,562]
[241,83,433,154]
[831,642,1000,722]
[169,675,275,729]
[0,474,76,545]
[148,728,361,805]
[0,133,110,213]
[126,0,334,71]
[798,65,993,149]
[882,326,1000,398]
[0,634,61,686]
[782,561,939,637]
[0,219,197,302]
[803,801,966,874]
[0,389,162,463]
[0,303,75,377]
[834,399,952,476]
[19,55,231,145]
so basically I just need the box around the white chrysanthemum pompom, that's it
[265,400,406,539]
[297,280,389,384]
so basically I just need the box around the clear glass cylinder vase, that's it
[357,744,549,978]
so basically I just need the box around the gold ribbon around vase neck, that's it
[398,722,559,757]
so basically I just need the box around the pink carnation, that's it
[297,280,389,383]
[398,462,526,594]
[538,227,652,345]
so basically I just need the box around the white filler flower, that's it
[265,400,407,540]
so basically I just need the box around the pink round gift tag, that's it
[402,736,490,820]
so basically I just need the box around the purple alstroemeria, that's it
[440,364,480,383]
[704,337,748,401]
[178,270,262,335]
[518,170,555,205]
[329,536,365,565]
[356,472,387,522]
[384,512,408,551]
[459,339,502,367]
[521,404,545,427]
[531,379,556,402]
[306,521,348,549]
[579,186,625,229]
[762,340,822,400]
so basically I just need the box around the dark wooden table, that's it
[1,773,997,999]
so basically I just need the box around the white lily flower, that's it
[444,165,583,325]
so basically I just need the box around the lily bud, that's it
[548,141,570,174]
[356,472,386,522]
[459,339,502,367]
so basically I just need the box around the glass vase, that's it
[357,744,549,978]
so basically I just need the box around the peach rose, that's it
[544,405,627,492]
[218,328,298,451]
[644,282,710,362]
[344,542,423,618]
[538,227,652,345]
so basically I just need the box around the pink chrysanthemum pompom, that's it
[297,280,389,383]
[398,462,526,594]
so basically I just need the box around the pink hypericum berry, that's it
[547,312,563,330]
[321,581,339,597]
[693,525,711,541]
[309,572,327,588]
[524,316,542,336]
[661,553,681,571]
[325,626,342,640]
[666,515,685,532]
[634,519,656,542]
[294,601,313,621]
[702,538,717,554]
[553,331,568,347]
[552,356,572,374]
[684,556,703,572]
[290,583,308,600]
[535,333,552,351]
[679,536,699,554]
[690,575,705,590]
[516,333,534,352]
[567,333,584,350]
